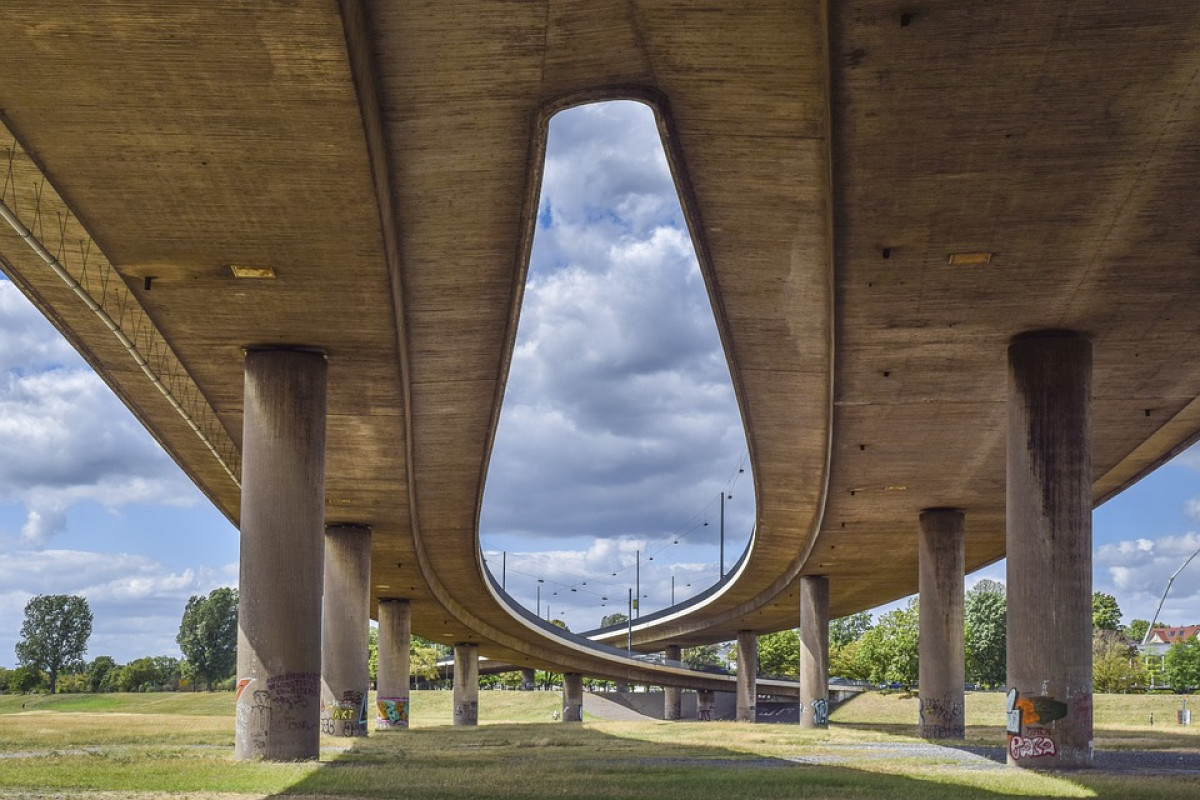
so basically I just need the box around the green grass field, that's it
[0,690,1196,799]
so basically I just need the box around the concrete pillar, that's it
[234,349,327,761]
[520,667,536,691]
[663,644,682,720]
[452,643,479,726]
[919,509,965,739]
[1006,330,1093,768]
[736,630,757,722]
[696,689,715,721]
[562,672,583,722]
[320,524,371,737]
[799,576,830,728]
[376,599,411,730]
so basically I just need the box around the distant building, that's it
[1141,625,1200,658]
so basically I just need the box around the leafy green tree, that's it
[600,612,629,628]
[1092,592,1122,631]
[86,656,118,693]
[368,626,378,684]
[1125,618,1151,645]
[964,581,1006,688]
[1093,629,1147,692]
[1163,634,1200,693]
[176,587,238,691]
[858,598,919,686]
[830,612,873,648]
[550,619,569,631]
[756,629,800,678]
[682,644,724,671]
[7,666,45,694]
[16,594,93,694]
[829,639,871,681]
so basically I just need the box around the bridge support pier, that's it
[736,630,757,722]
[697,689,715,721]
[562,672,583,722]
[663,645,682,720]
[234,349,327,761]
[1006,331,1093,768]
[452,643,479,726]
[799,575,829,728]
[520,667,536,690]
[376,599,411,730]
[919,509,965,739]
[321,524,371,738]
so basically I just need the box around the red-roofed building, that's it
[1142,625,1200,657]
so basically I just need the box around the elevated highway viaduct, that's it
[3,0,1199,767]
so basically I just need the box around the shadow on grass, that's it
[263,723,1102,800]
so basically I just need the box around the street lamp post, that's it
[1143,543,1200,645]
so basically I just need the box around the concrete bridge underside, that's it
[2,0,1200,762]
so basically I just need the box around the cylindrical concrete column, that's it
[452,643,480,726]
[376,599,411,730]
[799,576,830,728]
[321,524,371,737]
[697,689,715,721]
[919,509,965,739]
[520,667,536,691]
[663,644,682,720]
[736,630,757,722]
[235,349,327,761]
[1007,331,1093,768]
[562,672,583,722]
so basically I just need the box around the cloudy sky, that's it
[1,100,1198,665]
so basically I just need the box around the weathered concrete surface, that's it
[452,643,479,727]
[376,599,411,730]
[799,576,829,728]
[919,509,965,740]
[1007,331,1093,768]
[736,630,757,723]
[235,350,327,761]
[321,524,372,738]
[562,672,583,722]
[663,644,682,720]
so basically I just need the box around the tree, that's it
[16,594,93,694]
[1093,630,1147,692]
[7,666,44,694]
[830,611,873,648]
[86,656,119,693]
[600,612,629,628]
[964,581,1006,688]
[858,598,919,686]
[1163,634,1200,693]
[1125,618,1151,645]
[682,644,724,672]
[176,587,238,692]
[1092,592,1122,631]
[756,629,800,678]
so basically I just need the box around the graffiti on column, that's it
[810,698,829,726]
[235,678,271,757]
[1006,688,1067,761]
[321,689,368,736]
[376,696,410,729]
[454,700,479,724]
[919,696,965,738]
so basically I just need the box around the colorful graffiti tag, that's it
[1006,688,1068,761]
[376,696,410,730]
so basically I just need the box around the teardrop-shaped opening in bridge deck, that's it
[479,99,755,634]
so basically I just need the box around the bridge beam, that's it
[321,524,371,738]
[1006,331,1093,768]
[562,672,583,722]
[376,599,411,730]
[663,645,682,720]
[799,576,830,727]
[234,349,327,761]
[919,509,965,739]
[452,643,480,726]
[736,630,757,722]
